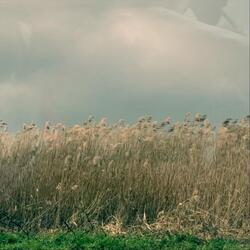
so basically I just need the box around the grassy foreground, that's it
[1,231,250,250]
[0,114,249,239]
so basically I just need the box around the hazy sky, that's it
[0,0,249,131]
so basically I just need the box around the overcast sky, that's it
[0,0,249,131]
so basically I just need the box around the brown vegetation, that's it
[0,114,249,239]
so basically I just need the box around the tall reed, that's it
[0,115,249,238]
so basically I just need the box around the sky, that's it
[0,0,249,131]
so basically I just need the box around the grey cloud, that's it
[0,1,248,131]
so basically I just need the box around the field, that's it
[0,114,249,248]
[1,231,250,250]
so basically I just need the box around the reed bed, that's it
[0,114,249,239]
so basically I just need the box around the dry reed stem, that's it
[0,115,249,238]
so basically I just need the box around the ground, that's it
[1,231,249,250]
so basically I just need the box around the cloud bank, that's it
[0,1,249,131]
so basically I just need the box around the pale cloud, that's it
[0,1,248,131]
[18,21,32,48]
[0,82,30,105]
[76,7,248,94]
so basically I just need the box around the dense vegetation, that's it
[0,114,249,241]
[1,231,250,250]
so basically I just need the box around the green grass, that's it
[0,231,249,250]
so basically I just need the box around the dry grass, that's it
[0,114,249,239]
